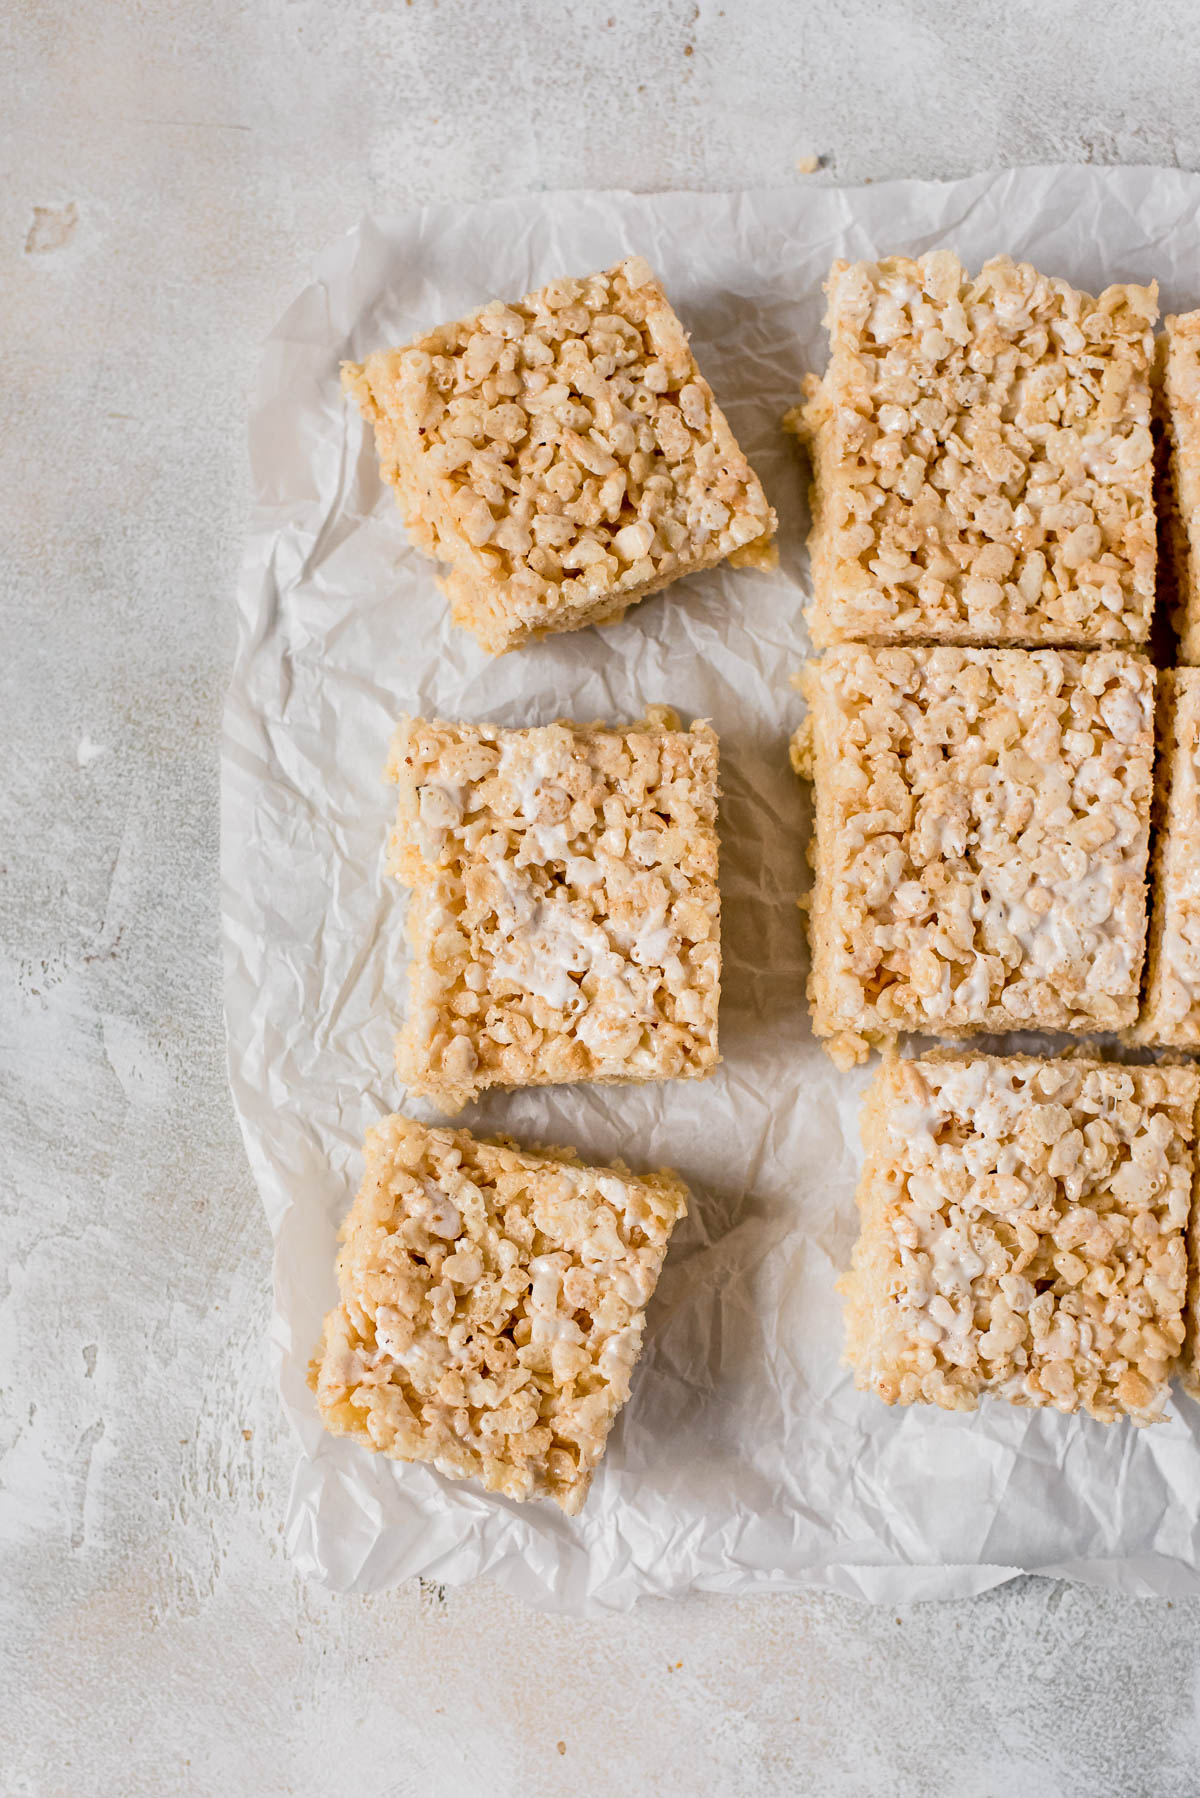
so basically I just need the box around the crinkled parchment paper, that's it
[223,168,1200,1612]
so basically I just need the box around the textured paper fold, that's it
[223,169,1200,1613]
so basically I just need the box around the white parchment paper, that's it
[223,168,1200,1611]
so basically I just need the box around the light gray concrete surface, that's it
[5,3,1200,1794]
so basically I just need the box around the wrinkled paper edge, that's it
[223,168,1200,1612]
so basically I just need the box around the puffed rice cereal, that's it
[1161,311,1200,662]
[841,1052,1200,1423]
[786,252,1158,649]
[310,1114,689,1513]
[345,257,776,653]
[1132,668,1200,1049]
[794,646,1155,1066]
[388,707,721,1110]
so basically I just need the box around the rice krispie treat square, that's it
[842,1053,1199,1423]
[310,1114,689,1514]
[1161,311,1200,663]
[794,647,1155,1067]
[388,706,721,1111]
[786,252,1159,649]
[1134,669,1200,1048]
[344,257,776,654]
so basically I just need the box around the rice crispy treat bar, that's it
[1134,668,1200,1048]
[842,1052,1199,1423]
[388,707,721,1111]
[344,257,776,654]
[794,647,1155,1067]
[1161,311,1200,663]
[786,252,1158,649]
[310,1114,689,1514]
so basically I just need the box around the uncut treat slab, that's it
[1162,311,1200,663]
[388,706,721,1112]
[310,1115,689,1514]
[344,256,776,654]
[794,647,1155,1067]
[1134,668,1200,1048]
[786,252,1158,649]
[842,1053,1199,1423]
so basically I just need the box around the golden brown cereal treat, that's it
[786,253,1158,649]
[1161,312,1200,663]
[795,647,1155,1067]
[387,707,721,1111]
[345,257,776,653]
[841,1053,1199,1423]
[310,1115,689,1514]
[1133,669,1200,1048]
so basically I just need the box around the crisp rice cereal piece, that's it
[785,252,1159,649]
[1162,311,1200,663]
[344,257,776,654]
[841,1052,1200,1423]
[309,1114,689,1514]
[1133,668,1200,1048]
[387,707,721,1111]
[795,647,1155,1067]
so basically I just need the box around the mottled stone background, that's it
[5,3,1200,1793]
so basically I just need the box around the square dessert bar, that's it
[842,1053,1199,1422]
[387,707,721,1112]
[1134,669,1200,1048]
[1162,311,1200,663]
[310,1114,689,1514]
[787,252,1159,649]
[344,257,776,654]
[795,647,1155,1067]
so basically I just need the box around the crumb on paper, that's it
[795,154,820,174]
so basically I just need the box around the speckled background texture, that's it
[5,3,1200,1793]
